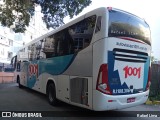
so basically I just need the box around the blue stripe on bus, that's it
[39,54,75,75]
[143,57,150,89]
[27,54,75,88]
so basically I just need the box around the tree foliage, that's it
[0,0,91,33]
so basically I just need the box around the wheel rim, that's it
[48,86,54,102]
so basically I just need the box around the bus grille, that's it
[113,48,148,63]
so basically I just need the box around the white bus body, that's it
[11,7,151,111]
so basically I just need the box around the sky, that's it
[65,0,160,60]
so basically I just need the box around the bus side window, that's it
[43,36,55,58]
[17,60,21,72]
[35,40,45,60]
[29,43,36,61]
[69,15,96,52]
[95,16,102,33]
[43,15,97,58]
[84,39,90,48]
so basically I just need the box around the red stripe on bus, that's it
[118,37,146,44]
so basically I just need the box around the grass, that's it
[146,93,160,105]
[145,99,153,105]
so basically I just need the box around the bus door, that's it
[11,55,17,71]
[20,61,29,86]
[11,55,17,81]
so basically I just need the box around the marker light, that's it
[107,7,112,11]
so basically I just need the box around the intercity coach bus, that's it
[11,7,151,111]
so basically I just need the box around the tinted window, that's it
[108,10,151,45]
[29,43,36,61]
[43,35,56,58]
[95,16,102,33]
[43,15,96,58]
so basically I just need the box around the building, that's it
[23,5,49,43]
[0,4,49,64]
[0,26,14,64]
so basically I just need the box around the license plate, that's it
[127,97,135,103]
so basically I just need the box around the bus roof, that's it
[19,7,148,51]
[19,7,107,50]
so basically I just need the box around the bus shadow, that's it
[15,84,134,117]
[16,84,47,100]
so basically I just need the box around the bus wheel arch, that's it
[46,80,58,106]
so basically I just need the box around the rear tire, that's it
[47,83,58,106]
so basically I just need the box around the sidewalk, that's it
[146,99,160,105]
[0,82,17,90]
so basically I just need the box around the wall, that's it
[0,72,14,83]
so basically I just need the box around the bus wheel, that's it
[18,81,23,88]
[47,83,58,106]
[17,77,22,88]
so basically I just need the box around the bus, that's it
[11,7,151,111]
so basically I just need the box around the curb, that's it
[152,101,160,105]
[145,99,160,105]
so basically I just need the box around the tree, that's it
[151,56,155,62]
[0,0,92,33]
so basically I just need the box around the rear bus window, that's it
[108,10,151,45]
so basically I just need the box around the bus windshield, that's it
[108,9,151,45]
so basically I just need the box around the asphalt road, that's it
[0,82,159,120]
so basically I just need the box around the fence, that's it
[150,63,160,97]
[0,63,14,72]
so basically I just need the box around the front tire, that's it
[18,81,22,88]
[17,77,22,88]
[47,83,58,106]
